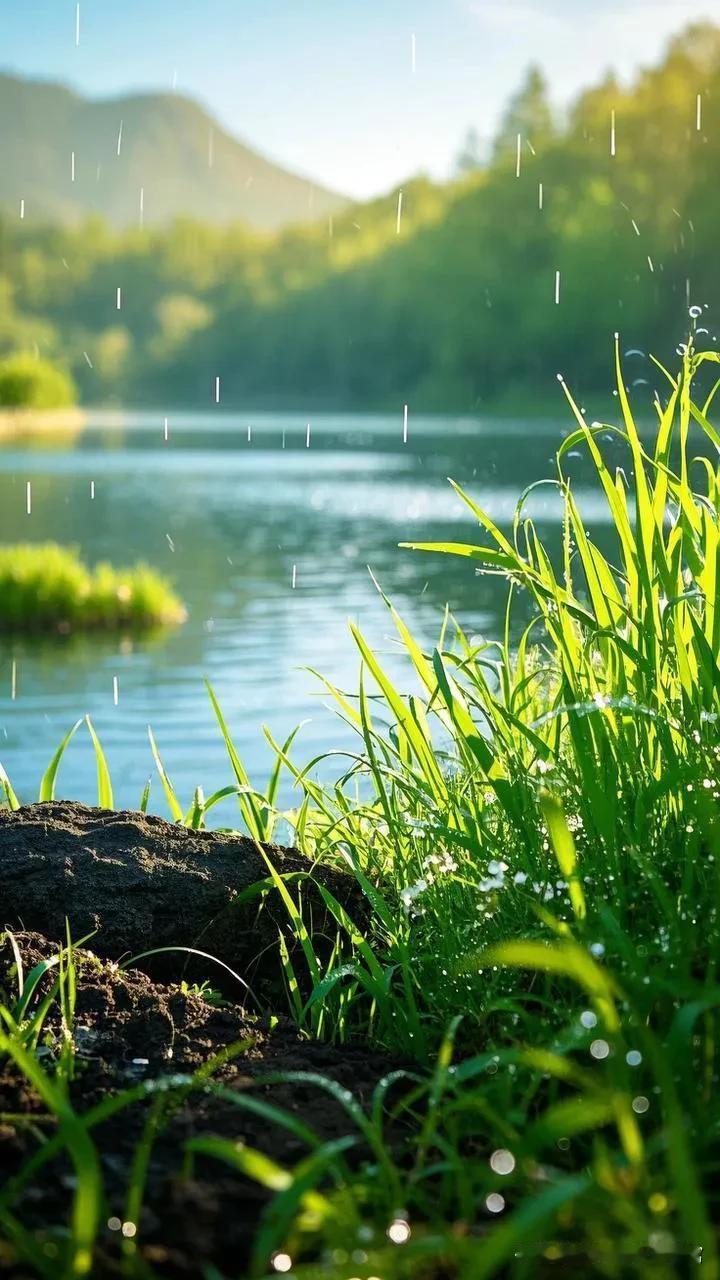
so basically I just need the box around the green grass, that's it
[2,338,720,1277]
[0,543,186,632]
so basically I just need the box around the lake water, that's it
[0,409,607,821]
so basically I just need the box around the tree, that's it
[0,353,76,409]
[455,127,485,175]
[492,64,555,163]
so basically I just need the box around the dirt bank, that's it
[0,930,398,1278]
[0,801,359,996]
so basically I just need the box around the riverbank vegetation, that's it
[1,340,719,1276]
[1,23,719,411]
[0,543,186,632]
[0,353,76,411]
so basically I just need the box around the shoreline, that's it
[0,406,87,437]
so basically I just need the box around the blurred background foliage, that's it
[0,22,718,411]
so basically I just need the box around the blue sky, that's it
[2,0,719,197]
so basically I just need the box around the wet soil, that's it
[0,804,394,1278]
[0,801,359,998]
[0,931,397,1278]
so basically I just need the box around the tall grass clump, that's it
[3,340,720,1277]
[0,544,186,632]
[204,337,720,1274]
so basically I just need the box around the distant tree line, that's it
[0,23,718,411]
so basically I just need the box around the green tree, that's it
[0,353,76,409]
[492,64,555,163]
[455,127,485,175]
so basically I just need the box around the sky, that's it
[2,0,720,199]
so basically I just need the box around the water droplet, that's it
[490,1148,515,1175]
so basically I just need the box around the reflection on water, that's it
[0,408,610,818]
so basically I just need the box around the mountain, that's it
[0,72,347,231]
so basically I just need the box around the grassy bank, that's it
[2,338,720,1277]
[0,544,186,632]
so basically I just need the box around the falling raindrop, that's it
[403,403,409,443]
[116,287,122,310]
[396,190,403,234]
[554,270,560,304]
[113,676,119,706]
[26,481,31,515]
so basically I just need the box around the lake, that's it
[0,408,609,820]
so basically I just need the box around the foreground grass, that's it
[0,543,186,632]
[2,337,720,1277]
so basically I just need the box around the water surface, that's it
[0,409,606,818]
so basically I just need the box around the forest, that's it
[0,21,717,410]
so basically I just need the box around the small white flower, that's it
[400,878,428,907]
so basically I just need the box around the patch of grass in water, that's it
[0,543,186,633]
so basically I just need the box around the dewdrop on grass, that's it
[387,1217,411,1244]
[271,1254,292,1274]
[489,1149,515,1175]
